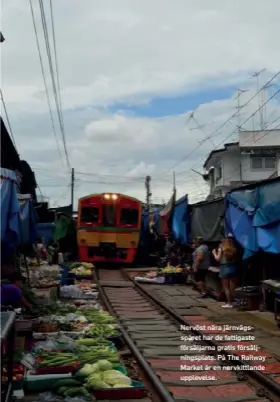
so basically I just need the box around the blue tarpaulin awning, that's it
[225,177,280,258]
[172,195,189,245]
[18,195,39,244]
[1,168,20,258]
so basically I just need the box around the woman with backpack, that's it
[213,238,238,308]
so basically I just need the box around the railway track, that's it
[96,268,280,402]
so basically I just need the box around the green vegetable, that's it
[102,370,132,386]
[97,360,113,371]
[52,379,81,390]
[63,387,85,397]
[57,386,69,396]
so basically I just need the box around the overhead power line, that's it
[158,70,280,176]
[29,0,64,164]
[0,89,18,151]
[38,0,70,168]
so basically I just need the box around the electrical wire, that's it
[29,0,64,165]
[157,71,280,176]
[38,0,70,168]
[0,89,18,151]
[49,0,63,130]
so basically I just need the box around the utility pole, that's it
[145,175,151,213]
[71,168,74,214]
[173,171,176,194]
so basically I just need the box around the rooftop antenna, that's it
[251,69,266,130]
[186,111,216,147]
[235,89,249,132]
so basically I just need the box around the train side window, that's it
[81,207,99,223]
[120,208,139,225]
[103,205,116,226]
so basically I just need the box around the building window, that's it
[264,157,276,169]
[251,155,276,170]
[251,157,263,169]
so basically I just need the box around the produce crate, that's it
[15,319,34,332]
[12,378,24,391]
[25,370,72,392]
[35,362,79,375]
[32,287,58,301]
[92,380,145,400]
[33,331,85,340]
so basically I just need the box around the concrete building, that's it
[203,129,280,199]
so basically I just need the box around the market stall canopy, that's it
[172,195,189,245]
[225,176,280,258]
[190,198,225,242]
[1,168,20,255]
[157,191,176,235]
[18,194,39,244]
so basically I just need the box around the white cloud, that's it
[1,0,280,207]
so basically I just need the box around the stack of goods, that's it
[69,262,94,279]
[60,284,98,300]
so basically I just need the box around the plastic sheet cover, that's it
[226,178,280,257]
[172,195,188,245]
[18,198,39,244]
[190,198,225,242]
[0,168,20,246]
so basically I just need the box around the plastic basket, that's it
[25,370,72,392]
[12,379,24,391]
[35,362,79,375]
[92,380,145,400]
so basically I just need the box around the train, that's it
[77,193,142,263]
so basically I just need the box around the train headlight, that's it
[112,194,118,200]
[104,194,110,199]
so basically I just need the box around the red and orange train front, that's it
[77,193,142,263]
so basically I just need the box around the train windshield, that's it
[103,205,116,226]
[80,206,99,223]
[120,208,139,225]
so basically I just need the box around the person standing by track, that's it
[192,236,210,298]
[212,238,238,308]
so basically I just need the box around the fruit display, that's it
[158,266,183,274]
[69,262,94,277]
[2,364,24,383]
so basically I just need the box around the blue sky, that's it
[108,85,238,118]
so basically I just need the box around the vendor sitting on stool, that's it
[1,272,32,310]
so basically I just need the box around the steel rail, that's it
[95,270,175,402]
[121,269,280,400]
